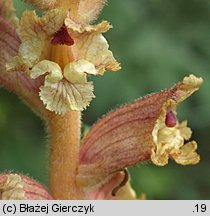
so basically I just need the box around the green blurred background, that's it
[0,0,210,199]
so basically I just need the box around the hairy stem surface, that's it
[48,111,83,199]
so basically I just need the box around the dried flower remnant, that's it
[0,173,53,200]
[5,0,121,114]
[77,75,203,197]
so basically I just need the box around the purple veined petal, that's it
[77,75,203,191]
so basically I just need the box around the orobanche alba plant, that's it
[0,0,203,200]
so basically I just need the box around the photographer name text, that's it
[2,203,95,215]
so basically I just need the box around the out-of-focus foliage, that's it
[0,0,209,199]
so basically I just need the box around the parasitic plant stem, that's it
[48,111,84,199]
